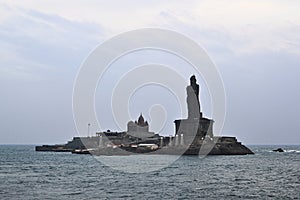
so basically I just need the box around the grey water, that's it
[0,145,299,199]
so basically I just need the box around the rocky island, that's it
[36,75,254,156]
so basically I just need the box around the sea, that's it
[0,145,299,200]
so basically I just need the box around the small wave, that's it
[62,192,83,196]
[285,150,300,153]
[270,150,300,153]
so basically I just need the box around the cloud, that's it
[0,4,104,81]
[1,1,300,144]
[2,0,300,57]
[154,2,300,56]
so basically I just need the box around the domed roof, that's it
[127,121,134,125]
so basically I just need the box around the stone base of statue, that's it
[174,115,214,146]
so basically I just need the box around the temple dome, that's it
[138,114,145,126]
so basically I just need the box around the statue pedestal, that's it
[174,116,214,146]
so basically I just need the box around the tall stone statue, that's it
[187,75,201,119]
[174,75,214,145]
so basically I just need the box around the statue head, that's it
[190,75,196,85]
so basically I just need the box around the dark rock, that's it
[273,148,284,152]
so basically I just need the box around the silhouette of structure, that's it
[127,113,156,139]
[174,75,213,146]
[36,75,254,155]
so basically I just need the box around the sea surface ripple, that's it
[0,145,299,199]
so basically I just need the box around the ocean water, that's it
[0,145,299,199]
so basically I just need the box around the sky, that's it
[0,0,300,145]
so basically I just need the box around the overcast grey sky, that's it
[0,0,300,145]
